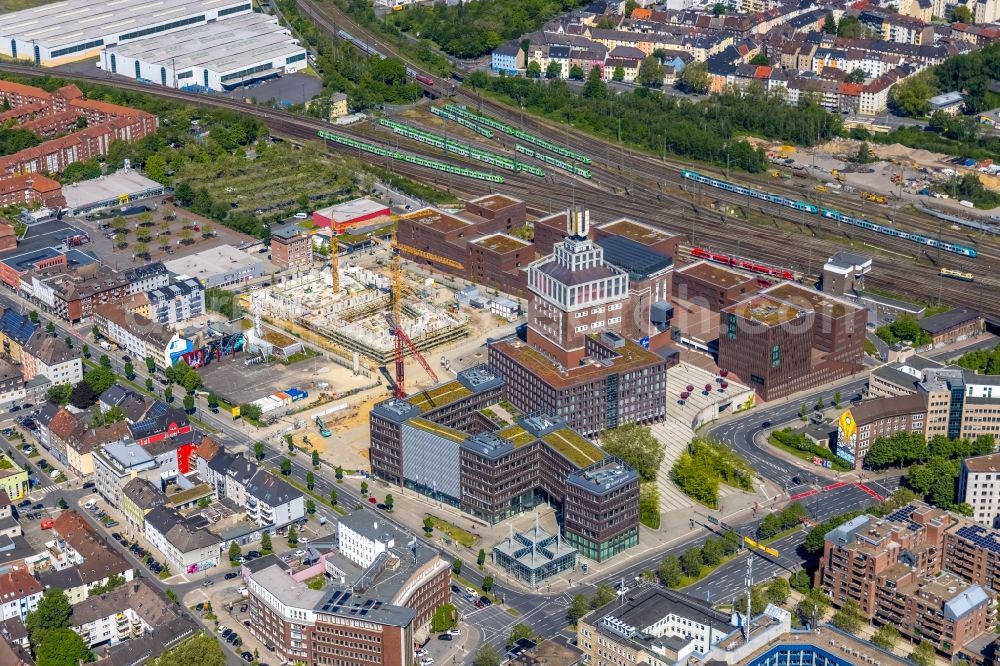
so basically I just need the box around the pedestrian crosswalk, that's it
[30,483,63,499]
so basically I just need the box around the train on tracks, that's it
[691,247,795,280]
[336,29,434,86]
[940,268,975,282]
[680,169,978,258]
[318,129,503,183]
[442,104,591,165]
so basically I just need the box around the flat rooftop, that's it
[469,193,522,211]
[315,197,389,220]
[495,423,536,448]
[472,233,531,254]
[542,428,605,468]
[677,260,753,289]
[105,12,303,76]
[726,294,805,327]
[0,0,249,49]
[491,336,666,390]
[405,380,472,414]
[765,282,860,318]
[163,245,265,279]
[598,218,675,245]
[407,417,466,444]
[402,208,471,234]
[62,170,162,209]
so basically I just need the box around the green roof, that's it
[496,424,535,448]
[542,429,605,468]
[406,381,473,414]
[409,417,467,444]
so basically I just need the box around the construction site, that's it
[251,259,469,367]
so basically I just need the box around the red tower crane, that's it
[384,313,439,399]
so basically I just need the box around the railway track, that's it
[0,60,992,317]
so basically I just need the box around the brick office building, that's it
[718,283,866,401]
[672,260,761,312]
[269,226,312,268]
[369,367,641,561]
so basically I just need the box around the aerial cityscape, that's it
[0,0,996,664]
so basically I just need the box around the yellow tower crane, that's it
[331,235,339,294]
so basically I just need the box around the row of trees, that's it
[657,530,743,586]
[567,584,620,623]
[955,341,1000,374]
[600,424,667,528]
[756,502,807,540]
[389,0,588,58]
[467,70,841,173]
[671,437,755,508]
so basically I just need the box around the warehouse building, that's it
[0,0,253,67]
[99,12,306,91]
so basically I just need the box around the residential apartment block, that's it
[817,503,998,657]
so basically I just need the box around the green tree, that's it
[872,624,899,650]
[701,538,723,566]
[600,424,665,482]
[823,12,837,34]
[384,493,394,511]
[423,517,434,535]
[658,555,683,587]
[568,594,591,623]
[306,471,315,490]
[680,548,703,578]
[482,575,494,593]
[637,56,665,88]
[737,585,769,616]
[145,355,156,373]
[329,489,338,507]
[569,64,585,80]
[29,310,39,323]
[229,541,241,562]
[749,52,769,66]
[837,15,864,38]
[951,4,973,22]
[197,497,210,509]
[545,61,562,79]
[145,377,154,392]
[889,69,939,117]
[287,524,298,547]
[145,153,168,183]
[81,343,89,359]
[583,65,608,99]
[856,142,874,164]
[675,61,709,93]
[164,386,173,403]
[846,69,866,84]
[794,587,831,627]
[713,2,726,15]
[527,61,541,78]
[789,569,811,594]
[33,627,91,666]
[639,483,660,528]
[473,645,500,666]
[452,559,462,575]
[909,641,936,666]
[766,577,791,605]
[830,599,865,634]
[590,584,616,609]
[306,499,316,515]
[254,442,265,461]
[123,361,134,379]
[183,395,195,414]
[150,633,226,666]
[612,65,625,81]
[360,480,369,496]
[312,449,320,467]
[477,548,486,567]
[260,532,272,555]
[26,588,71,636]
[335,466,344,482]
[430,604,457,632]
[280,458,292,476]
[506,623,536,648]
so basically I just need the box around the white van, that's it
[294,212,309,219]
[49,469,60,480]
[84,500,96,510]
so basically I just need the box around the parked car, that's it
[225,572,239,580]
[17,500,30,508]
[242,652,253,662]
[83,481,95,489]
[32,503,42,510]
[246,551,261,559]
[479,596,492,606]
[220,629,233,639]
[21,403,32,410]
[437,634,452,641]
[447,629,461,636]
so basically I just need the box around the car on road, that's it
[210,406,220,413]
[474,600,484,609]
[761,421,772,428]
[447,629,461,636]
[791,476,803,485]
[479,596,492,606]
[450,584,460,593]
[111,533,123,542]
[464,587,475,598]
[225,572,239,580]
[21,403,32,410]
[437,634,452,641]
[420,659,434,666]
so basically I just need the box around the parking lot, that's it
[199,353,331,406]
